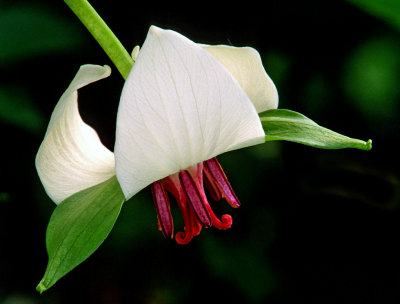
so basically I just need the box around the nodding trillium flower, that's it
[36,26,278,244]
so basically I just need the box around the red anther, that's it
[179,170,212,227]
[151,181,173,239]
[203,168,223,201]
[204,158,240,208]
[150,157,240,244]
[186,162,232,230]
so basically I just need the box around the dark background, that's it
[1,0,399,303]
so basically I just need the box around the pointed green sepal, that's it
[36,176,125,293]
[259,109,372,150]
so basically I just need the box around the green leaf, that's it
[259,109,372,150]
[36,176,125,293]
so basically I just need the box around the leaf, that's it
[36,176,125,293]
[259,109,372,150]
[346,0,400,32]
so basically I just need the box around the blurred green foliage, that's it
[343,37,400,126]
[0,85,44,133]
[0,3,85,66]
[346,0,400,32]
[0,2,85,133]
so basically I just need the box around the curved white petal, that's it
[115,26,265,200]
[36,65,115,204]
[202,44,279,113]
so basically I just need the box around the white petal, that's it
[202,44,278,113]
[115,26,265,200]
[131,45,140,61]
[36,65,115,204]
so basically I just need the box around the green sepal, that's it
[259,109,372,150]
[36,176,125,293]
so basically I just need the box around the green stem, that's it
[64,0,133,79]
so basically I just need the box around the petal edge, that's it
[36,65,115,204]
[202,44,279,113]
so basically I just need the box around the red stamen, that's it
[206,210,233,230]
[161,174,203,245]
[151,181,173,239]
[162,175,194,244]
[186,163,232,230]
[203,168,223,201]
[179,170,212,227]
[150,157,239,244]
[175,208,200,245]
[204,158,240,208]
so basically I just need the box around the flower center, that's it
[150,157,240,244]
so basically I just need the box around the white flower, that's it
[36,26,278,242]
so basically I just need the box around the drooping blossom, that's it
[36,26,278,244]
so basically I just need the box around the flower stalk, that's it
[64,0,133,79]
